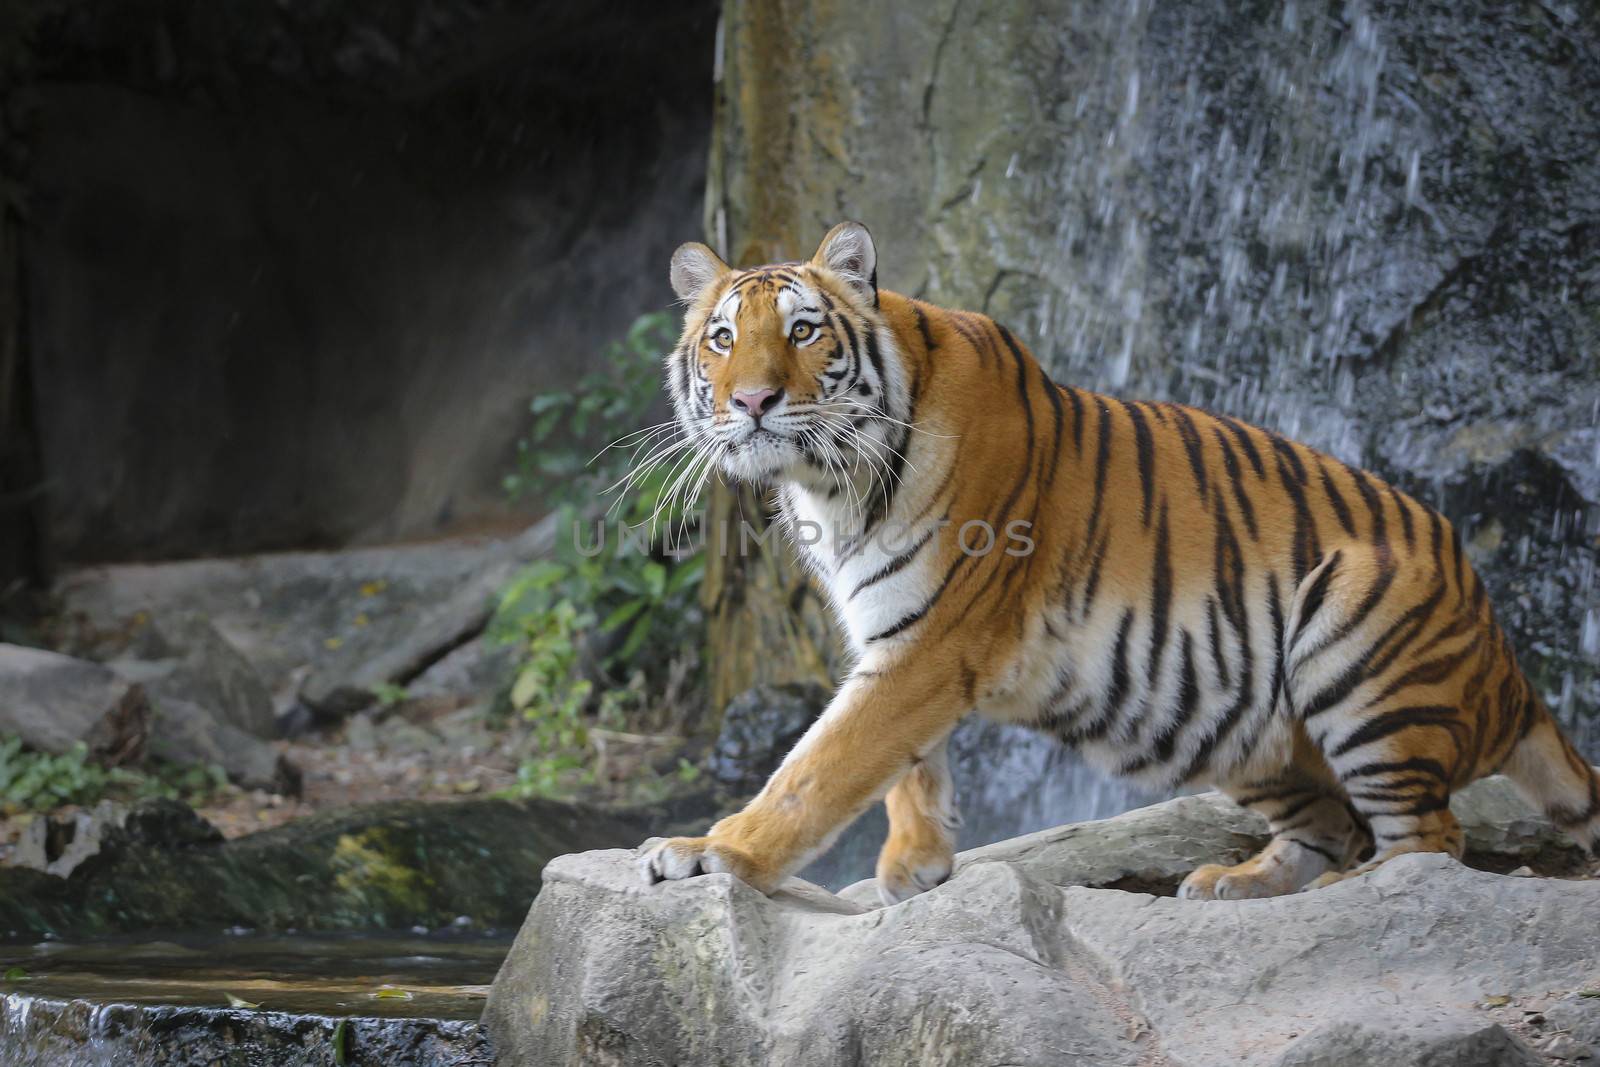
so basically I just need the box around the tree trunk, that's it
[697,1,844,718]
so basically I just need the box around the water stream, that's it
[0,932,502,1065]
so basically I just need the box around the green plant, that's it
[370,682,410,709]
[0,735,230,814]
[494,311,709,798]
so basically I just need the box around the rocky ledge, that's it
[484,776,1600,1067]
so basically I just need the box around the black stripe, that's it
[850,525,935,599]
[1062,385,1085,453]
[1388,484,1416,549]
[1123,400,1156,526]
[1347,465,1388,548]
[1087,400,1114,540]
[1072,610,1136,743]
[1285,837,1342,863]
[1293,551,1342,652]
[863,325,887,393]
[1206,597,1231,690]
[1218,416,1267,478]
[866,605,928,643]
[912,304,937,351]
[1268,433,1306,484]
[998,324,1060,491]
[1212,427,1258,540]
[1331,705,1465,760]
[1170,406,1210,501]
[1318,459,1357,537]
[1148,501,1173,689]
[1428,507,1445,575]
[1080,529,1111,620]
[1267,573,1286,715]
[1274,446,1320,585]
[1128,628,1200,772]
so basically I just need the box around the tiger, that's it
[636,220,1600,905]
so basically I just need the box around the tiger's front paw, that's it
[636,836,772,892]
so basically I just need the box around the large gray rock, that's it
[133,613,277,739]
[298,516,558,716]
[0,644,148,764]
[102,615,295,790]
[484,777,1598,1067]
[1275,1012,1543,1067]
[56,516,559,722]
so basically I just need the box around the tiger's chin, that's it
[720,431,804,484]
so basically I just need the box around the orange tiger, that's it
[638,221,1600,904]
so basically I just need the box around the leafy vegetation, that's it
[494,311,707,798]
[0,735,229,815]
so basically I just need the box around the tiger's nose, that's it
[731,387,783,420]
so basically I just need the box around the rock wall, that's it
[710,0,1600,749]
[19,0,717,563]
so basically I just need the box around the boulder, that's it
[1275,1012,1544,1067]
[707,682,827,790]
[1545,995,1600,1060]
[299,517,558,717]
[123,613,277,739]
[9,797,222,878]
[0,794,654,941]
[484,776,1599,1067]
[0,644,148,765]
[144,696,300,795]
[101,614,297,792]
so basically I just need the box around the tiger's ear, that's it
[811,221,878,306]
[670,242,730,303]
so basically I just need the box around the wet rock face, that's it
[0,796,648,940]
[483,776,1600,1067]
[0,995,490,1067]
[715,0,1600,750]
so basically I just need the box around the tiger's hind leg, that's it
[1179,730,1367,900]
[1299,660,1471,889]
[875,737,961,906]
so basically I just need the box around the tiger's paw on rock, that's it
[636,836,770,891]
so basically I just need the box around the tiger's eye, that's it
[711,327,733,349]
[791,321,814,342]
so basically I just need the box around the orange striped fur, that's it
[638,222,1600,902]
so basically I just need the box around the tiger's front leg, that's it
[638,655,968,893]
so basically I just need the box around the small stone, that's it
[1543,1034,1592,1060]
[1506,865,1535,877]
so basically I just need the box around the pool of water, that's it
[0,930,508,1020]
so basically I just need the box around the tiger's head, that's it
[665,222,904,486]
